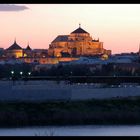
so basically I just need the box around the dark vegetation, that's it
[0,97,140,127]
[32,63,140,77]
[0,63,32,79]
[1,63,140,80]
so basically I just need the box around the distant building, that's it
[23,43,32,57]
[48,24,111,57]
[6,40,23,58]
[138,44,140,56]
[3,25,113,64]
[4,40,78,64]
[0,48,4,57]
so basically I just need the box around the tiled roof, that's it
[26,45,32,50]
[7,41,22,50]
[71,27,89,34]
[52,35,68,42]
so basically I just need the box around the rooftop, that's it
[7,40,22,50]
[71,24,89,34]
[52,35,69,43]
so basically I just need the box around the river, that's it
[0,125,140,136]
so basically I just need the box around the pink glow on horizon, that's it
[1,4,140,54]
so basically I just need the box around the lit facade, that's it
[6,40,23,58]
[5,40,78,64]
[48,25,111,57]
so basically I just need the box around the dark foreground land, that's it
[0,97,140,127]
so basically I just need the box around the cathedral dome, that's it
[7,40,22,50]
[71,24,89,34]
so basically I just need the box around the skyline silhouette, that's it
[1,4,140,54]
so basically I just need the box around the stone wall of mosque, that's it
[48,32,111,57]
[20,57,79,64]
[6,50,23,58]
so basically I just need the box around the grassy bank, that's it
[0,97,140,127]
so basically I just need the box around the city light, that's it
[20,71,23,75]
[11,71,14,74]
[28,72,31,75]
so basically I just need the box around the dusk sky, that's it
[1,4,140,54]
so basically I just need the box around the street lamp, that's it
[10,71,15,84]
[20,71,23,75]
[28,72,31,76]
[11,71,14,80]
[11,71,14,75]
[19,71,23,81]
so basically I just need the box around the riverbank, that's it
[0,96,140,127]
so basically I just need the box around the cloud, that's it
[0,4,29,11]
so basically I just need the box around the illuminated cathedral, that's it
[48,24,111,57]
[3,25,112,64]
[6,40,23,58]
[5,40,32,58]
